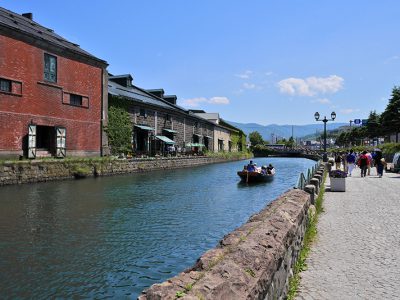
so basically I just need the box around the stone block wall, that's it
[138,189,311,300]
[0,156,247,186]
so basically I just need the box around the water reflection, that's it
[0,157,316,299]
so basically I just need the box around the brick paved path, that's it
[296,168,400,300]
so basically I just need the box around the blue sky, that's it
[3,1,400,125]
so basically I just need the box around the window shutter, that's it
[55,127,66,157]
[28,124,36,158]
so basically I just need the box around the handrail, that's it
[296,160,322,189]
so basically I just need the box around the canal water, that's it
[0,157,316,299]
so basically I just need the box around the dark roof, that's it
[0,7,107,66]
[108,81,180,111]
[108,81,224,128]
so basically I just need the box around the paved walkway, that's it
[296,167,400,300]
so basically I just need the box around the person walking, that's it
[346,150,356,177]
[341,152,348,173]
[334,153,342,170]
[374,149,384,177]
[358,151,369,177]
[366,150,373,175]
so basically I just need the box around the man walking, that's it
[358,151,369,177]
[346,150,356,177]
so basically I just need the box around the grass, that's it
[287,170,326,300]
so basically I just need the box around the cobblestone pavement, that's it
[296,167,400,300]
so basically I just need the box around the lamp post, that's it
[314,111,336,162]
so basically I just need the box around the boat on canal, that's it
[237,168,275,183]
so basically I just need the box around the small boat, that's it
[237,168,275,183]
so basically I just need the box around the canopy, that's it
[163,128,177,134]
[186,143,205,147]
[156,135,175,144]
[135,125,154,131]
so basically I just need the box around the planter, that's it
[330,177,346,192]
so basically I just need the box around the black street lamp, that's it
[314,111,336,162]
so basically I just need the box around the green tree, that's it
[106,104,133,155]
[248,131,264,147]
[381,86,400,142]
[286,136,295,148]
[365,110,382,139]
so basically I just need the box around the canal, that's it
[0,157,316,299]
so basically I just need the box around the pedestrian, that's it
[366,150,373,175]
[374,149,384,177]
[358,151,369,177]
[341,152,348,173]
[346,149,356,177]
[334,153,342,170]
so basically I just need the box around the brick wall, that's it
[0,34,103,158]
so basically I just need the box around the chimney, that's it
[108,74,133,88]
[163,95,177,105]
[22,13,33,20]
[146,89,165,98]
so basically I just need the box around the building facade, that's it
[0,8,108,159]
[108,75,217,156]
[192,111,246,152]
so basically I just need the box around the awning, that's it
[135,125,154,131]
[204,135,213,139]
[163,128,177,134]
[193,133,202,137]
[186,143,205,147]
[156,135,175,144]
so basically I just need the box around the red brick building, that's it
[0,8,108,159]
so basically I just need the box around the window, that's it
[140,108,147,118]
[70,94,82,106]
[44,54,57,82]
[0,78,11,92]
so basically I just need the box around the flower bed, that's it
[329,169,347,178]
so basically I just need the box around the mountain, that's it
[227,121,348,141]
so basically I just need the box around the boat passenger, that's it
[266,164,274,174]
[261,165,268,175]
[247,160,256,172]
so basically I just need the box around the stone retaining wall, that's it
[0,156,247,186]
[138,189,312,300]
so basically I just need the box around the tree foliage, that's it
[365,110,382,138]
[381,86,400,141]
[106,97,133,155]
[248,131,264,147]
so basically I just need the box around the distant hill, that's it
[227,121,348,141]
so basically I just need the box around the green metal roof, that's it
[135,125,154,131]
[156,135,175,144]
[163,128,177,134]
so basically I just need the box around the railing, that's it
[296,160,322,189]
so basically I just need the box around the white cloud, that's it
[385,55,400,64]
[243,82,256,89]
[182,96,230,107]
[340,108,360,114]
[277,75,344,97]
[209,96,230,104]
[265,71,273,76]
[235,70,253,79]
[312,98,331,104]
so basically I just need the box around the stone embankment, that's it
[139,167,325,300]
[0,156,248,186]
[138,164,325,300]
